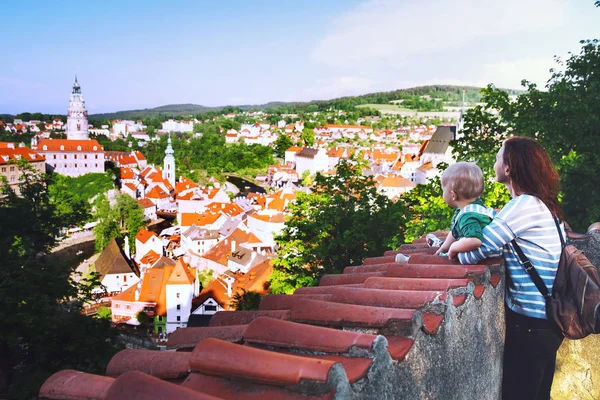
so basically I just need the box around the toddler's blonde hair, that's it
[441,161,484,200]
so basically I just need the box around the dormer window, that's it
[77,146,81,151]
[43,145,47,150]
[60,145,64,151]
[93,146,97,151]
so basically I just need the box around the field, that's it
[357,104,413,112]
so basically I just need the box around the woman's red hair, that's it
[503,137,563,219]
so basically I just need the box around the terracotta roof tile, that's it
[135,227,157,244]
[37,139,104,152]
[40,230,507,400]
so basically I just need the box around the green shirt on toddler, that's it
[450,198,494,241]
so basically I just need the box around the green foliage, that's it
[143,133,274,180]
[48,172,116,227]
[300,128,315,146]
[197,269,215,290]
[401,172,453,243]
[0,164,122,399]
[273,133,294,157]
[96,306,112,320]
[94,193,145,253]
[458,40,600,230]
[136,311,150,324]
[230,289,262,311]
[270,160,407,294]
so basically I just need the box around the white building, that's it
[295,147,328,176]
[35,138,105,177]
[164,259,196,333]
[162,119,194,133]
[33,76,106,177]
[135,228,163,263]
[112,120,146,137]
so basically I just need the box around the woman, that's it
[456,137,565,400]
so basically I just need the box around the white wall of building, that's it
[165,283,194,333]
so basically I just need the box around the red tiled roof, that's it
[136,198,155,209]
[120,167,134,180]
[39,232,505,399]
[145,185,169,199]
[180,212,221,228]
[36,139,104,152]
[0,143,45,165]
[135,227,157,244]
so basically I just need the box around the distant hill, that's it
[7,85,524,121]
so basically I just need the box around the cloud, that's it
[480,57,557,89]
[312,0,569,68]
[300,76,383,101]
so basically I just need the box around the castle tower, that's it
[66,75,89,140]
[163,134,176,188]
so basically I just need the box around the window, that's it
[95,155,98,159]
[53,155,56,159]
[9,166,14,172]
[176,293,180,298]
[115,304,120,308]
[1,167,5,172]
[74,154,77,159]
[74,164,77,168]
[176,305,181,310]
[95,163,98,167]
[84,155,87,159]
[64,155,67,159]
[84,164,87,168]
[205,305,217,312]
[176,316,181,322]
[10,175,15,182]
[123,275,127,282]
[126,305,131,310]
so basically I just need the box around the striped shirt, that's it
[457,194,565,319]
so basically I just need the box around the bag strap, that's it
[511,215,564,301]
[553,215,565,248]
[510,239,551,299]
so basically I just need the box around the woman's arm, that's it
[457,217,516,264]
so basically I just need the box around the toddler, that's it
[397,161,495,262]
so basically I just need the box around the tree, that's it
[94,193,145,252]
[270,160,407,293]
[273,133,293,157]
[0,164,122,399]
[457,39,600,230]
[300,128,315,147]
[230,289,262,310]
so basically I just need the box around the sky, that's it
[1,0,599,114]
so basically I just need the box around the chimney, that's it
[226,279,233,297]
[135,285,140,301]
[231,240,236,253]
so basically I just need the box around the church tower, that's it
[163,134,176,188]
[66,75,89,140]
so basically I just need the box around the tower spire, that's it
[163,134,176,188]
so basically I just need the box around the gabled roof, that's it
[181,212,222,228]
[0,143,45,165]
[94,238,137,279]
[120,167,135,180]
[295,147,319,159]
[135,227,158,244]
[146,185,169,199]
[423,125,456,154]
[166,258,195,285]
[139,249,161,266]
[136,198,155,209]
